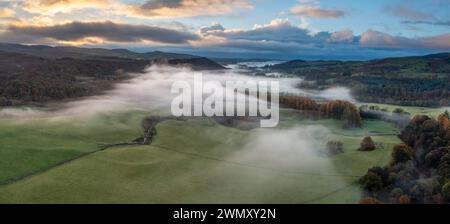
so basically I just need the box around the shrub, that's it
[393,108,405,114]
[390,188,403,198]
[410,177,440,202]
[398,194,411,204]
[359,136,376,151]
[0,96,11,106]
[360,171,383,192]
[360,197,382,204]
[439,99,449,107]
[425,147,449,168]
[438,113,450,130]
[438,153,450,181]
[326,141,344,155]
[441,182,450,202]
[422,119,439,133]
[391,144,413,165]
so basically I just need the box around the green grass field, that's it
[0,110,149,183]
[358,103,449,118]
[0,108,401,203]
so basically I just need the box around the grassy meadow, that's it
[0,110,148,183]
[358,103,450,118]
[0,108,401,203]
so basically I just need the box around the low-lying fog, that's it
[0,63,354,119]
[0,66,351,178]
[0,63,358,186]
[3,62,449,202]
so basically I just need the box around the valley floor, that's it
[0,109,401,203]
[358,103,450,118]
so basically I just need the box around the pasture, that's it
[0,108,401,203]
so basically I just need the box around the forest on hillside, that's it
[268,53,450,107]
[360,111,450,204]
[0,44,225,106]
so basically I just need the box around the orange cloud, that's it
[127,0,252,18]
[0,8,14,18]
[290,5,345,18]
[20,0,252,18]
[330,29,354,43]
[360,29,450,50]
[22,0,112,14]
[418,33,450,49]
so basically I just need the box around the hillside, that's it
[0,51,149,105]
[0,43,198,60]
[0,43,226,69]
[268,53,450,107]
[0,43,226,106]
[271,53,450,74]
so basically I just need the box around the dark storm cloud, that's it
[6,21,199,44]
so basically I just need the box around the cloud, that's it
[200,19,322,44]
[421,33,450,49]
[194,19,450,59]
[401,20,450,27]
[3,21,200,44]
[19,0,251,18]
[386,4,450,28]
[198,19,360,52]
[290,5,345,19]
[0,8,14,18]
[127,0,252,18]
[360,29,450,50]
[140,0,183,10]
[330,29,355,43]
[22,0,112,14]
[1,12,448,60]
[385,5,434,20]
[200,23,225,34]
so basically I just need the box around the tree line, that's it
[0,56,149,106]
[360,111,450,204]
[279,95,362,128]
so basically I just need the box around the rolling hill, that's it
[267,53,450,107]
[0,43,226,106]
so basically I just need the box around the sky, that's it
[0,0,449,60]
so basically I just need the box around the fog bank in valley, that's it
[0,64,352,174]
[0,64,355,119]
[0,64,355,202]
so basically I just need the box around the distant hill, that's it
[168,57,230,70]
[0,50,149,105]
[0,43,198,60]
[212,58,276,65]
[268,53,450,107]
[0,43,225,70]
[0,43,225,106]
[271,53,450,75]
